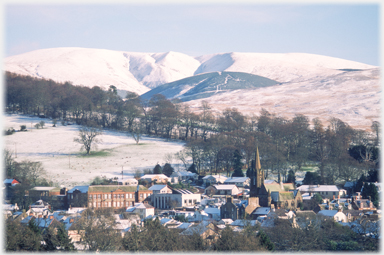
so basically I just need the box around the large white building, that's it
[151,187,201,209]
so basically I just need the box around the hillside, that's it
[140,71,279,101]
[4,47,379,130]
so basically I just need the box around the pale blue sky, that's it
[4,2,380,65]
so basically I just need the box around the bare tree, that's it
[130,120,143,144]
[74,125,103,155]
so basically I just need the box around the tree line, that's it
[5,72,380,184]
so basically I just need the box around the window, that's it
[129,193,133,199]
[140,194,143,198]
[117,202,120,207]
[144,193,147,198]
[189,199,192,204]
[113,194,117,198]
[93,195,96,199]
[93,202,96,207]
[113,202,116,207]
[108,202,111,207]
[108,194,111,199]
[89,195,92,199]
[97,202,100,207]
[105,194,108,199]
[184,199,187,204]
[97,194,101,199]
[89,202,92,207]
[126,194,128,199]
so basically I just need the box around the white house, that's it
[296,185,346,199]
[170,171,199,184]
[202,175,228,186]
[148,185,172,194]
[223,177,250,188]
[151,188,201,209]
[317,209,348,223]
[126,202,155,219]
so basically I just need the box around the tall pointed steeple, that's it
[255,147,261,170]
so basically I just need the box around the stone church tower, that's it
[250,147,271,207]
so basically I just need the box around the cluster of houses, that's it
[3,150,381,248]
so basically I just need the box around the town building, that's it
[87,185,152,209]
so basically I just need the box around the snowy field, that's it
[3,114,188,189]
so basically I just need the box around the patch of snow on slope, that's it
[4,114,187,188]
[186,68,380,131]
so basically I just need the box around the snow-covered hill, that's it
[5,47,375,95]
[4,47,379,130]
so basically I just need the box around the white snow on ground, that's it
[3,114,187,189]
[187,68,380,131]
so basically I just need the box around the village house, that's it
[205,184,240,197]
[170,171,198,184]
[140,174,170,184]
[180,221,220,245]
[126,202,155,219]
[317,208,348,223]
[116,178,138,186]
[87,185,152,209]
[202,175,228,187]
[223,177,250,188]
[296,184,346,199]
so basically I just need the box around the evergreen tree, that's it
[162,163,174,177]
[361,182,379,207]
[232,149,244,177]
[187,163,198,174]
[153,164,162,174]
[287,169,296,184]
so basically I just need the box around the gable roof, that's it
[213,185,237,190]
[149,185,167,191]
[224,177,250,183]
[68,186,89,194]
[297,185,339,192]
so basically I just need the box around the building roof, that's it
[148,185,167,191]
[297,185,339,192]
[203,207,220,215]
[67,186,89,194]
[140,174,169,179]
[88,185,148,193]
[317,210,342,217]
[213,185,237,190]
[30,186,60,192]
[253,207,271,215]
[172,188,194,194]
[224,177,250,183]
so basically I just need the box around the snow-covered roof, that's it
[253,207,271,215]
[203,207,220,215]
[317,210,340,217]
[213,184,236,190]
[67,185,89,194]
[224,177,249,183]
[140,174,169,179]
[297,185,339,192]
[149,184,167,191]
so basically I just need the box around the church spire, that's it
[255,147,261,170]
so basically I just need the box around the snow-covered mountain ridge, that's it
[4,47,379,130]
[4,47,375,95]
